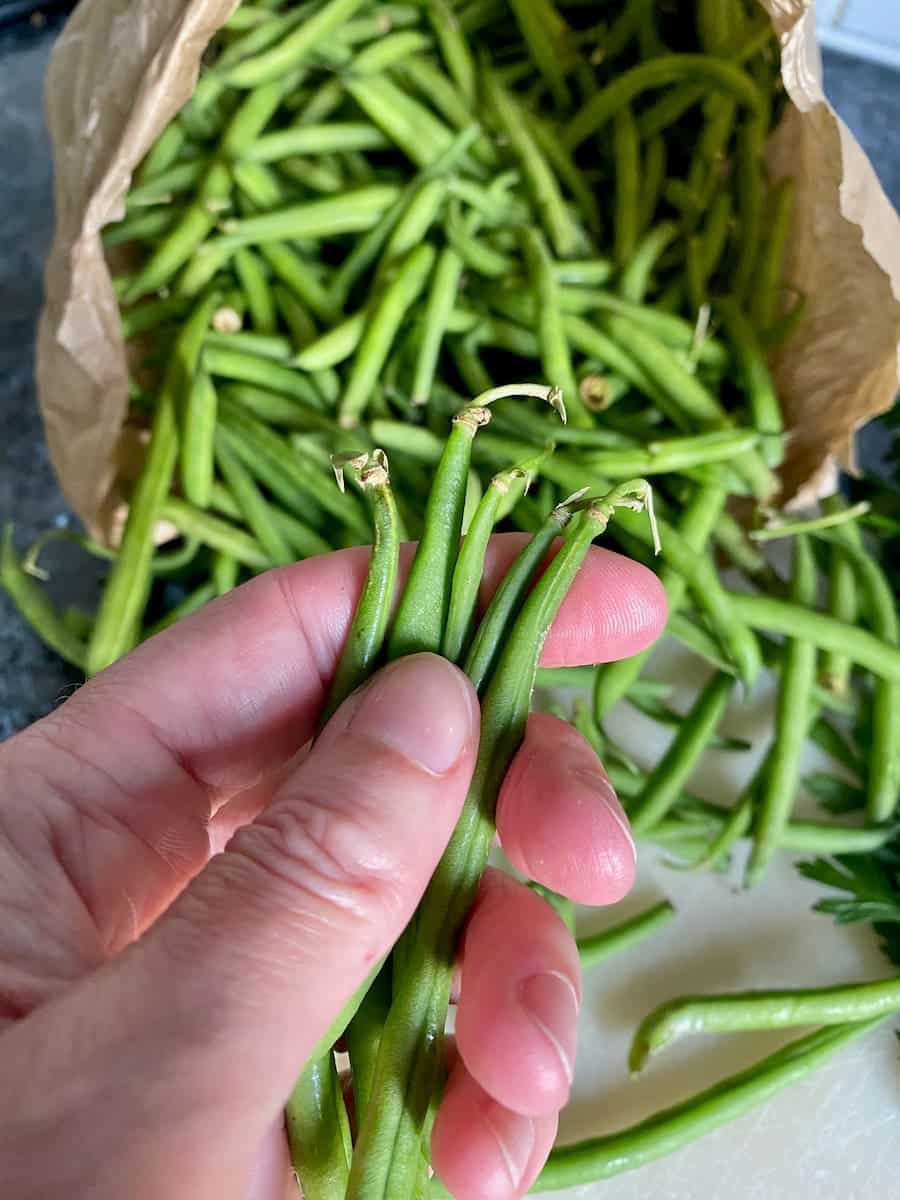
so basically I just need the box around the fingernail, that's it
[573,767,637,864]
[483,1102,535,1189]
[519,970,579,1088]
[349,654,476,775]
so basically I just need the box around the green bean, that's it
[352,484,656,1200]
[426,0,476,102]
[386,405,488,660]
[159,497,272,571]
[528,882,576,934]
[346,28,433,75]
[214,426,294,567]
[203,343,323,409]
[577,900,676,971]
[224,4,274,32]
[674,795,753,873]
[379,179,449,274]
[779,821,892,855]
[223,0,367,87]
[731,591,900,684]
[221,382,333,433]
[750,502,871,543]
[134,123,186,187]
[212,551,240,597]
[321,452,400,722]
[122,163,232,303]
[231,247,276,333]
[716,298,784,469]
[551,258,614,287]
[634,135,666,235]
[631,975,900,1074]
[601,315,776,501]
[242,122,390,164]
[689,94,738,211]
[125,158,208,209]
[339,244,437,428]
[522,228,590,428]
[747,536,818,885]
[87,292,219,674]
[636,84,707,140]
[103,206,177,249]
[732,115,764,301]
[0,526,87,669]
[561,314,671,411]
[411,247,464,407]
[394,56,479,140]
[482,67,583,260]
[209,480,330,559]
[819,495,862,697]
[815,529,900,823]
[345,75,460,169]
[534,1018,884,1191]
[446,205,516,279]
[752,175,795,330]
[529,117,603,234]
[564,54,764,150]
[219,400,369,536]
[759,290,808,350]
[293,311,366,371]
[508,0,575,109]
[685,237,707,312]
[179,369,218,509]
[620,221,678,304]
[345,966,392,1126]
[585,430,762,476]
[613,105,640,269]
[701,190,734,280]
[212,184,401,248]
[205,331,293,361]
[614,506,762,687]
[232,159,286,210]
[286,1055,352,1200]
[120,295,190,341]
[256,242,336,324]
[629,673,733,835]
[553,291,730,370]
[443,453,544,663]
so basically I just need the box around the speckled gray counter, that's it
[1,20,899,740]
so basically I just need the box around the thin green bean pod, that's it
[631,975,900,1074]
[577,900,676,971]
[747,536,818,885]
[534,1019,885,1191]
[564,54,764,149]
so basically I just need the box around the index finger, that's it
[50,535,666,798]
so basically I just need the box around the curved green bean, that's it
[564,54,764,150]
[631,976,900,1074]
[534,1020,885,1191]
[577,900,676,971]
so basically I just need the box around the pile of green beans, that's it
[5,0,900,1192]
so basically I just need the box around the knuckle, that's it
[234,772,410,938]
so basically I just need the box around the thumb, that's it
[145,651,479,1100]
[2,654,479,1191]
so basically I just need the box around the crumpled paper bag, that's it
[36,0,900,540]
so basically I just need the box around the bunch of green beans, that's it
[5,0,900,1192]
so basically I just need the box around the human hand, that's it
[0,535,665,1200]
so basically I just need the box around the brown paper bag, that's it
[36,0,900,540]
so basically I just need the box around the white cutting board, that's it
[539,639,900,1198]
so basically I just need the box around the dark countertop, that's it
[2,17,899,740]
